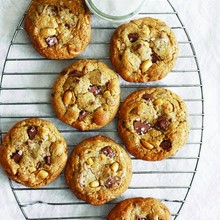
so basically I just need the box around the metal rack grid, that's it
[0,0,204,219]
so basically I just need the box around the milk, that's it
[91,0,144,16]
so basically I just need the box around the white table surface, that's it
[0,0,220,219]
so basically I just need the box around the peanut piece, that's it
[77,21,81,30]
[154,99,163,106]
[63,91,73,106]
[86,158,94,166]
[141,140,154,150]
[111,162,119,172]
[162,102,173,113]
[29,166,36,173]
[37,5,44,13]
[40,28,56,38]
[100,154,106,160]
[154,215,159,220]
[141,60,152,72]
[89,180,99,188]
[85,15,90,25]
[142,25,150,36]
[52,143,64,156]
[37,170,49,179]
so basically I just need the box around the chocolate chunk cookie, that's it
[65,135,132,205]
[52,59,120,130]
[0,118,68,188]
[110,17,179,82]
[25,0,91,59]
[118,88,189,161]
[107,197,171,220]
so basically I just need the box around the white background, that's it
[0,0,220,219]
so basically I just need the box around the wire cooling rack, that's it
[0,0,204,219]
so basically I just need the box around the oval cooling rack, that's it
[0,0,204,219]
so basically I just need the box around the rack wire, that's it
[0,0,204,219]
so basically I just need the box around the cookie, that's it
[52,59,120,131]
[65,135,132,206]
[25,0,91,59]
[110,17,179,82]
[0,118,68,188]
[107,197,171,220]
[118,88,189,161]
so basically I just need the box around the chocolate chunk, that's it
[133,120,152,135]
[69,70,84,78]
[88,85,101,96]
[145,215,151,220]
[78,110,89,121]
[51,6,58,12]
[134,43,142,50]
[45,36,58,47]
[27,125,37,140]
[11,150,23,163]
[151,53,161,63]
[65,24,70,29]
[64,23,74,29]
[155,116,170,131]
[142,93,153,101]
[160,140,172,150]
[44,156,51,165]
[128,33,139,42]
[50,6,58,15]
[104,176,117,189]
[36,161,42,169]
[101,146,115,158]
[122,120,127,128]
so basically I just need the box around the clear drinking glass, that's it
[85,0,145,22]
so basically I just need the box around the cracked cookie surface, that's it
[25,0,91,59]
[52,59,120,130]
[0,118,68,188]
[65,135,132,205]
[107,197,171,220]
[110,17,179,82]
[118,88,189,161]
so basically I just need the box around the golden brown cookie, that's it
[107,197,171,220]
[110,17,179,82]
[118,88,189,161]
[52,59,120,131]
[65,135,132,206]
[25,0,91,59]
[0,118,68,188]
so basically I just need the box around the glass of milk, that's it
[85,0,145,22]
